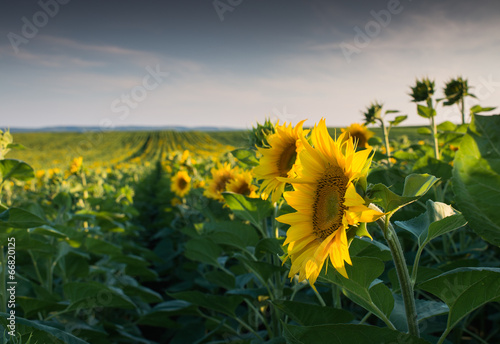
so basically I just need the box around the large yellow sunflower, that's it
[204,162,237,201]
[226,170,258,198]
[277,119,383,288]
[171,170,191,198]
[253,120,309,203]
[341,123,374,149]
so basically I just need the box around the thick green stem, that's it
[430,115,440,160]
[427,99,440,160]
[377,215,419,337]
[379,119,392,167]
[460,97,465,125]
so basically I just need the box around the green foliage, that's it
[1,76,499,343]
[283,323,430,344]
[453,114,500,246]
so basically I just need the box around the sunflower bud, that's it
[409,78,435,102]
[362,102,383,125]
[443,76,468,106]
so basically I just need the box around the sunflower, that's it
[341,123,374,149]
[171,170,191,198]
[226,170,258,198]
[277,119,383,288]
[253,120,309,203]
[70,157,83,174]
[204,162,237,201]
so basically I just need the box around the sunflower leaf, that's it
[230,148,260,166]
[452,114,500,246]
[419,267,500,338]
[319,257,395,325]
[0,158,34,183]
[273,300,354,326]
[388,115,408,127]
[395,200,467,248]
[283,323,431,344]
[169,291,244,317]
[366,184,416,214]
[222,192,273,233]
[184,238,222,268]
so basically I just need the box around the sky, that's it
[1,0,500,130]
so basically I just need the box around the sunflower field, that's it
[1,77,500,344]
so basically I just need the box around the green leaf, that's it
[6,143,26,150]
[418,127,432,135]
[204,221,259,250]
[388,115,408,127]
[0,313,90,344]
[231,148,260,166]
[85,236,122,256]
[367,174,438,215]
[273,300,354,326]
[396,200,467,247]
[349,237,391,261]
[123,285,163,303]
[283,323,430,344]
[169,290,244,317]
[237,255,285,282]
[16,296,67,318]
[367,184,416,214]
[412,156,452,181]
[184,237,222,267]
[437,121,457,132]
[419,267,500,335]
[453,114,500,246]
[417,105,436,118]
[28,225,69,239]
[137,300,198,328]
[205,270,235,290]
[222,192,273,231]
[389,266,442,293]
[255,237,284,258]
[0,159,34,182]
[402,173,439,198]
[64,282,136,310]
[469,105,496,115]
[319,257,394,324]
[390,294,449,332]
[0,207,48,229]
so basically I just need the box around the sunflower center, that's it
[312,165,348,240]
[278,142,297,177]
[177,177,188,190]
[351,131,366,148]
[233,182,251,195]
[215,174,231,192]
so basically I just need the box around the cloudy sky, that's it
[1,0,499,129]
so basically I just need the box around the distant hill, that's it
[8,125,242,133]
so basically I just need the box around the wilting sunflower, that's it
[341,123,374,150]
[253,120,309,203]
[277,119,383,288]
[171,170,191,198]
[226,170,258,198]
[204,162,237,201]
